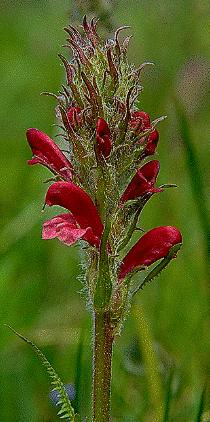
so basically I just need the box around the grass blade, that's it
[175,99,210,270]
[195,384,206,422]
[133,305,164,422]
[162,369,174,422]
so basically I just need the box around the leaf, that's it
[133,306,163,422]
[195,384,206,422]
[6,325,76,421]
[162,369,174,422]
[132,243,182,295]
[175,99,210,269]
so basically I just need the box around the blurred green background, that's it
[0,1,209,421]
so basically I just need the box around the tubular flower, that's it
[26,128,73,181]
[96,118,112,158]
[44,181,103,247]
[120,160,162,203]
[118,226,182,280]
[42,213,100,247]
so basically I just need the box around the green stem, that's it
[117,207,141,252]
[93,311,114,422]
[94,220,112,309]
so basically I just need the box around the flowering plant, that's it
[15,17,182,421]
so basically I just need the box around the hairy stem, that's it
[93,310,114,421]
[117,207,141,252]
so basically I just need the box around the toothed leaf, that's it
[6,325,76,421]
[132,243,182,294]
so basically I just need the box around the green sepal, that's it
[132,243,182,295]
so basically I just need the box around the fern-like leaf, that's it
[6,325,76,421]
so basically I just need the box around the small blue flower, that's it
[49,383,75,406]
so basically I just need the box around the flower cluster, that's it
[26,17,182,319]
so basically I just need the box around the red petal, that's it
[96,118,112,158]
[45,181,103,240]
[96,117,110,138]
[118,226,182,280]
[42,213,99,247]
[26,128,73,181]
[143,129,159,157]
[120,160,162,203]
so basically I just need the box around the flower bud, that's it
[118,226,182,280]
[142,129,159,158]
[67,106,82,128]
[26,128,73,181]
[120,160,162,203]
[129,111,151,133]
[96,118,112,159]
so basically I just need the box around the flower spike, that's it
[24,18,183,419]
[118,226,182,281]
[26,128,73,181]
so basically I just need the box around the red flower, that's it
[43,213,99,247]
[142,129,159,158]
[130,111,151,133]
[67,106,82,128]
[44,181,104,248]
[26,128,73,181]
[118,226,182,280]
[120,160,162,203]
[129,111,159,158]
[96,118,112,158]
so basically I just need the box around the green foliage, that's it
[195,385,206,422]
[132,243,182,294]
[174,98,210,268]
[6,325,76,421]
[162,370,174,422]
[133,305,164,421]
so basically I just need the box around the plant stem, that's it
[93,310,114,421]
